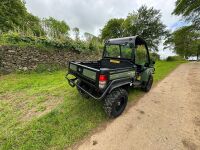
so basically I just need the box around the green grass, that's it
[154,61,186,82]
[0,61,185,150]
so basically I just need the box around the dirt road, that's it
[76,62,200,150]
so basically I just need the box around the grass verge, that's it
[0,61,185,150]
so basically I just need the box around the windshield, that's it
[104,43,133,59]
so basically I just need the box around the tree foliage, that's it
[122,13,137,36]
[135,6,168,50]
[42,17,70,39]
[173,0,200,29]
[0,0,27,32]
[0,0,45,37]
[165,26,200,58]
[84,32,103,53]
[23,13,45,37]
[101,5,168,51]
[101,18,125,40]
[73,27,80,40]
[84,32,95,42]
[167,0,200,59]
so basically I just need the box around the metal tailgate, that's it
[69,62,99,82]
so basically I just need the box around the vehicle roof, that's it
[105,35,147,46]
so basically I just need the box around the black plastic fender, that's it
[108,79,132,94]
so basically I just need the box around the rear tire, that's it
[76,80,90,99]
[104,88,128,118]
[142,75,153,92]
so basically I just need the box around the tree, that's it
[101,5,168,51]
[173,0,200,29]
[168,0,200,60]
[84,32,103,52]
[165,26,200,59]
[0,0,27,32]
[73,27,80,40]
[84,32,95,42]
[174,26,193,58]
[0,0,45,36]
[23,13,45,37]
[101,18,125,40]
[191,32,200,60]
[42,17,70,39]
[135,6,168,51]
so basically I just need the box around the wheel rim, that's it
[115,97,126,113]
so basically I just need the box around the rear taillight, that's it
[99,74,107,89]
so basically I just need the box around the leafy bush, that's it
[72,40,89,53]
[0,32,102,53]
[166,56,184,61]
[88,40,104,53]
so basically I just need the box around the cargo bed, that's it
[68,59,135,84]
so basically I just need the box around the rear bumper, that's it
[66,73,109,100]
[66,73,132,100]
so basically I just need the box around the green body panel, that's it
[70,64,96,80]
[110,70,135,80]
[70,64,77,71]
[83,69,96,80]
[141,67,154,82]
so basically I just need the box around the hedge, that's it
[0,32,103,53]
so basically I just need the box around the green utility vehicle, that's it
[66,36,155,118]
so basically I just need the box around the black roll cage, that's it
[103,36,151,65]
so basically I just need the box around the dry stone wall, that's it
[0,46,100,73]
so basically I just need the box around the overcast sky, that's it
[25,0,183,58]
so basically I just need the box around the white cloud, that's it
[26,0,180,35]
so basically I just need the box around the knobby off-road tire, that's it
[76,80,90,99]
[142,75,153,92]
[104,88,128,118]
